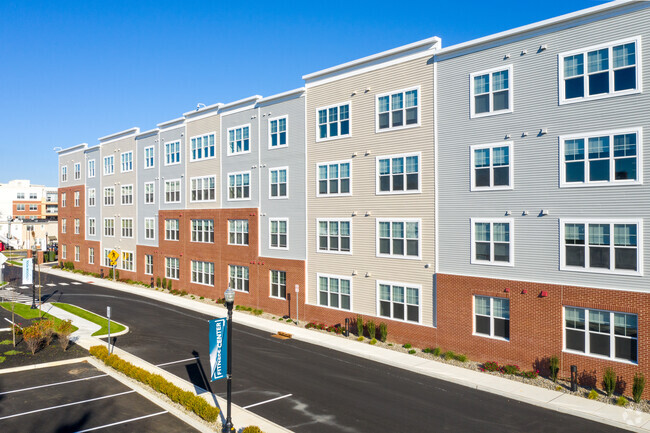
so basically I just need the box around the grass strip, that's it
[0,302,78,332]
[7,260,22,266]
[52,303,125,336]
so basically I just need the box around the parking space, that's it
[0,361,199,433]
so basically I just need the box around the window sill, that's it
[189,156,217,162]
[191,281,215,287]
[471,109,513,119]
[376,189,421,196]
[471,260,514,267]
[559,180,642,188]
[226,151,252,157]
[471,185,514,192]
[560,266,641,277]
[163,162,182,167]
[376,253,421,261]
[559,88,641,106]
[316,134,352,143]
[317,250,352,256]
[317,303,351,312]
[472,332,509,342]
[316,193,353,198]
[375,123,420,134]
[268,145,289,150]
[562,349,637,365]
[269,295,287,300]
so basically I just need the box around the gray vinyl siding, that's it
[84,147,101,242]
[436,3,650,292]
[58,148,85,188]
[136,132,159,247]
[185,113,220,209]
[159,126,186,211]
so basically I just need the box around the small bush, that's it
[403,343,412,349]
[423,348,432,354]
[408,349,416,355]
[22,325,43,354]
[588,389,599,400]
[633,373,645,403]
[108,268,114,279]
[454,354,468,363]
[366,320,376,339]
[115,270,120,280]
[156,277,161,288]
[379,322,387,342]
[242,427,264,433]
[549,355,559,382]
[369,338,377,345]
[286,319,293,323]
[199,296,204,300]
[167,279,172,290]
[56,319,74,351]
[433,347,441,356]
[162,277,167,290]
[555,385,563,391]
[35,320,56,347]
[519,370,539,379]
[616,396,629,407]
[357,336,364,342]
[500,364,520,375]
[356,315,363,337]
[603,367,616,397]
[483,361,499,372]
[443,351,455,361]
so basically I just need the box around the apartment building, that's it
[0,179,58,222]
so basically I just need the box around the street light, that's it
[223,288,235,433]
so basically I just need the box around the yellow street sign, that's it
[108,250,119,266]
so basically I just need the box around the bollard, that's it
[570,365,578,392]
[100,268,104,279]
[345,318,350,337]
[150,277,154,288]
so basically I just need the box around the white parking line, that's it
[243,394,293,409]
[19,286,28,289]
[59,283,69,286]
[46,283,56,287]
[0,374,108,396]
[74,411,168,432]
[0,390,135,420]
[155,357,199,368]
[71,282,82,285]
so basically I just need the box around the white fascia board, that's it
[257,87,305,104]
[220,95,263,111]
[156,117,184,129]
[135,128,159,140]
[57,143,88,155]
[98,127,140,143]
[183,102,223,119]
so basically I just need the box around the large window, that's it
[144,182,155,204]
[377,153,420,194]
[560,129,641,186]
[191,261,214,286]
[74,163,81,180]
[88,218,96,236]
[378,281,420,323]
[318,274,351,310]
[144,146,155,169]
[121,151,133,172]
[144,218,155,240]
[61,219,66,234]
[165,257,179,280]
[565,307,637,363]
[269,168,288,198]
[61,245,66,260]
[74,246,80,262]
[228,172,250,200]
[474,296,510,340]
[471,219,513,266]
[103,249,112,267]
[560,37,640,104]
[317,103,350,141]
[228,220,249,246]
[470,65,513,117]
[190,176,216,202]
[121,218,133,238]
[471,143,512,190]
[121,185,133,205]
[144,255,153,275]
[561,219,641,275]
[270,219,288,249]
[191,133,215,161]
[377,219,420,259]
[88,188,96,206]
[317,161,351,196]
[165,141,181,165]
[103,156,114,175]
[88,159,95,178]
[165,180,181,203]
[61,192,66,207]
[74,191,80,207]
[229,265,249,292]
[61,166,67,182]
[89,248,94,264]
[269,116,287,148]
[227,125,250,155]
[318,220,351,254]
[122,251,134,271]
[104,218,115,237]
[74,218,80,234]
[377,87,419,131]
[165,219,179,241]
[104,187,114,206]
[191,219,214,243]
[270,270,286,299]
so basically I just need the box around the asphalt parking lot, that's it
[0,361,199,433]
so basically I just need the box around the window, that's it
[317,160,351,196]
[191,219,214,243]
[269,168,288,198]
[29,204,38,211]
[560,37,640,104]
[88,188,96,206]
[228,220,249,245]
[269,116,287,148]
[377,87,419,131]
[227,125,250,155]
[74,191,80,207]
[103,156,114,175]
[565,307,637,363]
[229,265,249,292]
[104,187,114,206]
[378,281,420,323]
[74,246,80,261]
[29,193,37,200]
[270,270,287,299]
[144,255,153,275]
[318,274,351,310]
[74,218,80,234]
[165,141,181,165]
[61,192,66,207]
[474,296,510,340]
[165,257,179,279]
[165,219,179,241]
[190,176,216,202]
[16,204,25,211]
[144,146,155,169]
[61,166,67,182]
[104,218,115,237]
[121,218,133,238]
[61,245,66,260]
[61,219,67,234]
[89,247,94,264]
[88,218,96,236]
[318,220,351,253]
[228,172,250,200]
[74,163,81,180]
[17,192,25,199]
[191,261,214,286]
[561,219,641,275]
[470,65,513,117]
[191,133,215,161]
[121,185,133,205]
[377,219,420,258]
[377,153,420,194]
[165,180,181,203]
[471,219,514,266]
[120,152,133,172]
[122,251,134,271]
[144,218,155,240]
[270,219,288,249]
[471,143,513,190]
[317,103,350,141]
[560,129,641,187]
[104,249,112,267]
[88,159,95,178]
[144,182,155,204]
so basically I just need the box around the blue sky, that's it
[0,0,606,186]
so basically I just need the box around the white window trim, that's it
[558,127,643,188]
[88,188,96,207]
[120,151,133,173]
[229,265,250,293]
[559,218,643,276]
[103,155,114,176]
[88,248,94,265]
[164,178,182,204]
[144,146,155,169]
[375,218,422,260]
[74,163,81,180]
[315,159,353,198]
[164,140,182,166]
[61,166,68,182]
[190,260,215,287]
[558,36,643,105]
[103,187,115,207]
[121,218,134,239]
[104,218,115,238]
[121,184,134,205]
[268,115,289,149]
[375,152,422,195]
[144,181,155,204]
[144,254,154,276]
[375,279,422,325]
[165,257,180,280]
[88,159,95,178]
[316,272,353,312]
[469,64,514,119]
[121,250,135,272]
[227,171,252,202]
[228,219,249,246]
[144,217,156,240]
[269,269,287,300]
[375,85,421,133]
[472,295,510,341]
[315,101,352,143]
[88,218,96,237]
[316,218,352,255]
[74,246,80,262]
[189,175,217,203]
[269,217,289,250]
[226,124,252,156]
[470,217,515,267]
[269,166,289,200]
[470,142,514,191]
[165,219,180,241]
[189,131,217,162]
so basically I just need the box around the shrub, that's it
[588,389,599,400]
[423,348,432,354]
[379,322,388,342]
[199,296,204,300]
[555,385,563,391]
[433,347,441,356]
[519,370,539,379]
[500,364,520,375]
[454,353,468,363]
[443,351,455,361]
[162,278,167,290]
[108,268,114,279]
[116,270,120,280]
[366,320,376,339]
[408,349,416,355]
[167,279,172,291]
[286,319,293,324]
[616,396,629,407]
[242,427,264,433]
[549,355,559,382]
[603,367,616,397]
[483,361,499,372]
[403,343,412,349]
[369,338,377,345]
[357,336,364,342]
[633,373,645,403]
[356,315,363,337]
[156,277,161,288]
[22,325,43,354]
[35,320,56,346]
[56,319,74,351]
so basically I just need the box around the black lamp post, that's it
[30,242,37,309]
[223,287,235,433]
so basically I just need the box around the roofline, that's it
[257,87,305,104]
[302,36,441,81]
[85,144,101,152]
[436,0,639,56]
[136,128,160,139]
[57,143,87,155]
[156,117,184,128]
[98,127,140,142]
[183,102,223,118]
[220,95,263,111]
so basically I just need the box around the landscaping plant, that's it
[242,427,264,433]
[588,389,599,400]
[36,319,56,346]
[500,364,520,375]
[156,277,161,288]
[603,367,616,397]
[162,278,167,290]
[633,373,645,403]
[356,315,363,337]
[369,338,377,345]
[482,361,499,372]
[433,347,441,356]
[167,279,172,291]
[617,396,629,407]
[367,320,376,339]
[549,355,559,382]
[56,319,74,351]
[379,322,388,342]
[403,343,412,349]
[22,324,44,354]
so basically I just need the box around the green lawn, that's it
[52,303,126,337]
[0,302,78,332]
[7,260,22,266]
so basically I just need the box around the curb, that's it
[0,356,91,374]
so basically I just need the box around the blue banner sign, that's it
[209,318,227,381]
[22,258,33,285]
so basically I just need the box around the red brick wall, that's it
[57,186,101,274]
[13,200,42,218]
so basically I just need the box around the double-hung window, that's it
[377,87,419,131]
[471,218,514,266]
[122,251,133,271]
[74,246,80,262]
[165,141,181,165]
[104,187,114,206]
[88,159,95,178]
[61,245,67,260]
[61,219,67,234]
[144,182,155,204]
[318,274,351,310]
[318,219,351,254]
[121,151,133,172]
[74,191,80,207]
[228,172,250,200]
[144,146,155,169]
[103,249,112,267]
[16,204,25,211]
[560,37,640,104]
[565,307,637,363]
[165,257,179,279]
[561,219,641,275]
[88,188,96,206]
[165,180,181,203]
[89,248,94,264]
[228,220,249,245]
[377,219,420,259]
[191,261,214,286]
[229,265,249,292]
[121,185,133,205]
[270,219,288,249]
[269,168,288,198]
[378,281,420,323]
[471,143,513,190]
[74,218,80,234]
[474,296,510,340]
[560,129,641,186]
[470,65,513,117]
[144,218,155,240]
[144,255,153,275]
[270,270,287,299]
[29,193,37,200]
[377,153,420,194]
[165,219,179,241]
[103,156,114,175]
[61,193,66,207]
[191,219,214,243]
[317,103,350,140]
[88,218,96,236]
[317,160,351,196]
[191,133,215,161]
[269,116,287,148]
[104,218,115,237]
[17,192,24,199]
[227,125,250,155]
[121,218,133,238]
[74,163,81,180]
[190,176,216,202]
[61,166,67,182]
[29,204,38,211]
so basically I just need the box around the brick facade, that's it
[57,186,101,273]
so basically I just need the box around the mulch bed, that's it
[0,331,88,369]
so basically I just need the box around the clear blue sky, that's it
[0,0,606,186]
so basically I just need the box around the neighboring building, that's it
[0,179,58,221]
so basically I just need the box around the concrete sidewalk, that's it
[44,266,649,432]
